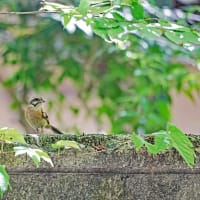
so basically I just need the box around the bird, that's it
[25,97,64,134]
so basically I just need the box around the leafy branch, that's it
[0,11,57,15]
[132,123,195,167]
[39,0,200,49]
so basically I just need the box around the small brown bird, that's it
[25,97,64,134]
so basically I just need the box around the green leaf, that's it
[63,14,71,26]
[14,146,54,167]
[35,149,54,167]
[159,21,190,32]
[108,26,124,38]
[51,140,81,150]
[0,165,10,199]
[148,130,172,153]
[156,101,170,120]
[78,0,90,15]
[31,155,40,167]
[168,123,195,167]
[142,131,171,154]
[131,2,144,20]
[132,129,176,155]
[0,127,26,144]
[40,1,74,13]
[132,132,144,150]
[144,142,158,154]
[121,0,134,6]
[153,131,171,150]
[93,18,119,29]
[130,23,162,39]
[93,27,109,41]
[90,6,111,15]
[112,12,125,21]
[140,26,162,39]
[164,30,200,45]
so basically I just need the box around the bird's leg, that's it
[41,128,44,134]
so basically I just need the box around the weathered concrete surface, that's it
[1,134,200,200]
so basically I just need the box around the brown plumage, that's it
[25,97,64,134]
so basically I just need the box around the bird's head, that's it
[29,97,45,107]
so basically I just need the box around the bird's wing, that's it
[42,110,50,125]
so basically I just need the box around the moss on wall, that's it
[1,134,200,200]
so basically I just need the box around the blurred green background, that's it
[0,0,200,134]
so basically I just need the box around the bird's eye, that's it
[30,98,38,105]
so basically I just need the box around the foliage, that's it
[52,140,81,150]
[14,146,54,167]
[0,127,26,145]
[0,165,10,199]
[0,1,200,133]
[40,0,200,48]
[132,123,195,167]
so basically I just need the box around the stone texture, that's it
[1,134,200,200]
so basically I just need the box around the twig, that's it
[0,11,57,15]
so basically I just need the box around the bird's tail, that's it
[50,125,64,134]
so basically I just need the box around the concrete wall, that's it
[1,134,200,200]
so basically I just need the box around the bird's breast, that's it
[25,106,47,129]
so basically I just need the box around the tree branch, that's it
[0,11,57,15]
